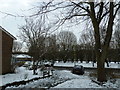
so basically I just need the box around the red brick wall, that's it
[2,31,13,74]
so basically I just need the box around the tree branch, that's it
[113,2,120,19]
[71,2,90,14]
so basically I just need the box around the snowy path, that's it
[54,76,120,88]
[52,70,120,89]
[6,70,120,89]
[53,71,120,89]
[54,76,103,88]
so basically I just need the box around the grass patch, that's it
[109,73,120,79]
[89,72,97,78]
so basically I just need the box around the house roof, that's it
[0,26,16,40]
[15,54,32,58]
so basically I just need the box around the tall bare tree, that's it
[57,31,77,50]
[32,1,120,82]
[57,31,77,62]
[114,9,120,49]
[19,16,52,74]
[12,41,23,52]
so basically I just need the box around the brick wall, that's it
[2,31,13,74]
[0,30,2,74]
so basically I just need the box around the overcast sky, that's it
[0,0,38,37]
[0,0,83,41]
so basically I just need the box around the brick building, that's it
[0,26,16,74]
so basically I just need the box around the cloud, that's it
[0,0,42,38]
[0,0,37,11]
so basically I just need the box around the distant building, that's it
[0,26,16,74]
[14,54,33,62]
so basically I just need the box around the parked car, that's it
[72,65,84,75]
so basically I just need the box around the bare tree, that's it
[3,0,119,82]
[57,31,77,50]
[57,31,77,62]
[114,9,120,63]
[12,41,23,52]
[32,1,120,82]
[19,16,52,75]
[114,30,120,48]
[114,9,120,49]
[79,31,95,61]
[44,34,57,65]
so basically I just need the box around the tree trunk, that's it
[33,60,36,75]
[33,58,38,75]
[105,59,109,67]
[89,5,107,82]
[89,2,114,82]
[97,2,114,82]
[97,54,107,82]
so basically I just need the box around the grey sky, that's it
[0,0,38,38]
[0,0,84,41]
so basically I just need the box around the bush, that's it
[16,62,25,67]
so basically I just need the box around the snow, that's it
[0,67,40,86]
[54,61,120,68]
[6,70,120,89]
[15,54,32,58]
[0,61,120,88]
[103,79,120,88]
[52,70,120,88]
[54,77,102,88]
[54,78,120,88]
[7,70,80,88]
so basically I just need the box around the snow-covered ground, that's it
[8,70,79,88]
[0,61,120,89]
[54,61,120,68]
[54,74,120,88]
[54,76,103,88]
[7,70,120,89]
[0,67,42,86]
